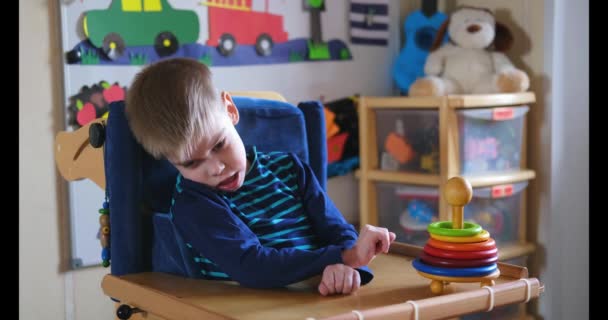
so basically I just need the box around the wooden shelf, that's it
[356,169,535,188]
[360,92,536,110]
[365,170,441,186]
[463,169,536,187]
[361,96,443,109]
[447,92,536,108]
[358,93,537,256]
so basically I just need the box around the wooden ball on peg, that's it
[445,176,473,206]
[445,176,473,229]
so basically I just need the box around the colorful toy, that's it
[396,188,438,241]
[67,81,126,130]
[384,119,415,165]
[98,198,111,267]
[327,132,349,163]
[392,0,448,94]
[412,176,500,294]
[202,0,289,57]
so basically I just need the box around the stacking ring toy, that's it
[420,252,498,268]
[423,245,498,260]
[413,258,497,277]
[429,229,490,243]
[412,177,501,294]
[427,238,496,252]
[427,221,482,237]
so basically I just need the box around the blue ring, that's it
[412,258,498,277]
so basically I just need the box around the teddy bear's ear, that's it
[493,22,514,52]
[430,19,450,52]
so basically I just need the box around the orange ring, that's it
[427,237,496,252]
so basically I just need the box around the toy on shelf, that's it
[395,187,439,238]
[392,0,448,95]
[383,119,415,167]
[379,116,440,174]
[98,198,111,267]
[409,6,530,96]
[412,176,500,294]
[324,97,361,177]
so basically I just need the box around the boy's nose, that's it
[211,160,226,176]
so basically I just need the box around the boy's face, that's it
[169,92,248,192]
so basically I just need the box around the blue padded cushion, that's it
[233,97,309,167]
[105,97,325,276]
[297,101,327,191]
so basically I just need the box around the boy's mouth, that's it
[217,172,239,191]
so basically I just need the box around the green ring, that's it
[427,221,483,237]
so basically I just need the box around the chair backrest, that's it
[104,96,327,276]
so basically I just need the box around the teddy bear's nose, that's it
[467,24,481,33]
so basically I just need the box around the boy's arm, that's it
[172,188,348,289]
[290,154,374,284]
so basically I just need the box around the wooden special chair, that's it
[54,92,543,320]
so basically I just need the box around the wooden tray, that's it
[102,243,543,320]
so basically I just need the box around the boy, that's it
[126,58,396,296]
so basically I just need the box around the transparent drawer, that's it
[375,180,528,248]
[375,109,439,174]
[464,181,528,248]
[375,182,439,247]
[458,106,529,175]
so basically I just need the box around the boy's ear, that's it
[221,91,239,125]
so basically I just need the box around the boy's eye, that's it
[213,138,226,152]
[183,160,198,168]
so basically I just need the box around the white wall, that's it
[19,1,114,319]
[538,0,589,318]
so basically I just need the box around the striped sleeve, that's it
[289,153,374,285]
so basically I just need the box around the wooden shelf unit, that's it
[358,92,537,260]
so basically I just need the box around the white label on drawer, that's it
[491,184,514,198]
[492,108,514,120]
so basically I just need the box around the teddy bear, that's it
[408,6,530,96]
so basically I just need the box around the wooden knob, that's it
[444,176,472,229]
[445,176,473,207]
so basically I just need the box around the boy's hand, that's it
[318,264,361,296]
[342,224,396,268]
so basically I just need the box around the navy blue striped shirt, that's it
[170,146,373,288]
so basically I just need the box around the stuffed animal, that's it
[408,6,530,96]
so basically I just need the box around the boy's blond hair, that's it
[125,58,223,160]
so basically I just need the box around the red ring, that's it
[419,252,498,268]
[423,244,498,260]
[427,237,496,252]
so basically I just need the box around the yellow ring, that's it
[429,229,490,243]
